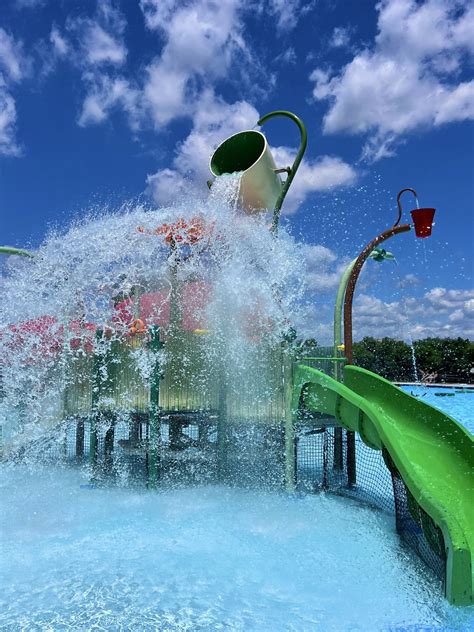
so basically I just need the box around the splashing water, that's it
[0,174,304,461]
[1,178,473,631]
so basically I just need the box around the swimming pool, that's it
[400,385,474,433]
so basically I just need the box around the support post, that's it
[346,430,356,486]
[148,326,162,489]
[89,329,104,472]
[283,347,296,491]
[76,418,85,458]
[217,378,227,481]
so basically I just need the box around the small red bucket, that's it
[410,207,435,238]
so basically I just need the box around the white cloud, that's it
[140,0,251,129]
[350,287,474,341]
[274,47,297,65]
[272,147,357,213]
[139,0,182,31]
[396,273,420,289]
[143,63,189,127]
[0,28,31,82]
[302,244,350,292]
[425,287,474,311]
[0,86,21,156]
[49,1,133,128]
[329,26,352,49]
[66,0,127,68]
[50,27,69,57]
[78,73,141,128]
[267,0,314,32]
[0,29,31,156]
[146,91,259,204]
[82,23,126,66]
[310,0,474,161]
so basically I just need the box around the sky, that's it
[0,0,473,343]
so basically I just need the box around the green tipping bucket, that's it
[210,130,283,213]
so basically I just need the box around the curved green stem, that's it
[0,246,34,258]
[257,110,307,235]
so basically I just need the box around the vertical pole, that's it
[76,418,85,458]
[148,325,162,489]
[89,329,103,472]
[283,347,296,491]
[333,427,343,471]
[217,378,227,481]
[333,260,356,471]
[347,430,356,486]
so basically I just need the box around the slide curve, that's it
[292,364,473,606]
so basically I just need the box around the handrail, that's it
[257,110,308,235]
[299,356,347,362]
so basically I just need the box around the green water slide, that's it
[292,364,473,606]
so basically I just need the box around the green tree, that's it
[414,337,474,383]
[353,337,414,381]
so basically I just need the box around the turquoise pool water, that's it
[1,465,472,632]
[400,385,474,433]
[1,389,472,631]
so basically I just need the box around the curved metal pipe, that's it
[343,224,411,364]
[395,188,418,226]
[257,110,308,235]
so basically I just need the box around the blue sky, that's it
[0,0,473,341]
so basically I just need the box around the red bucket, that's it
[410,207,435,238]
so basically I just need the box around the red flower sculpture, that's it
[137,217,214,246]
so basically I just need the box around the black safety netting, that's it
[295,414,446,592]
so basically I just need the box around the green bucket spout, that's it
[209,110,307,234]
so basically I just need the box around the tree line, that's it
[353,337,473,383]
[295,336,474,383]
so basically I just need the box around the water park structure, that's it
[1,110,472,609]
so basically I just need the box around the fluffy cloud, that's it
[49,0,138,128]
[296,244,473,343]
[65,0,127,68]
[78,73,141,128]
[272,147,357,213]
[311,0,474,161]
[0,87,20,156]
[267,0,314,32]
[352,289,474,340]
[302,244,351,292]
[50,27,69,57]
[140,0,251,128]
[0,29,31,156]
[0,29,31,82]
[329,26,352,50]
[146,91,259,204]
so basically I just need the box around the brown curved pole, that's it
[343,224,411,364]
